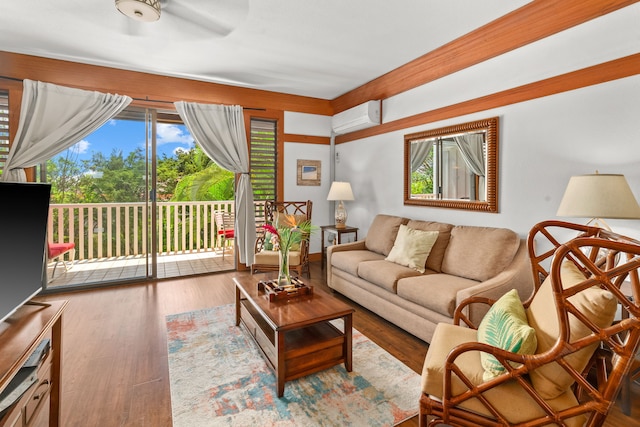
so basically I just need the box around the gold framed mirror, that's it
[404,117,498,212]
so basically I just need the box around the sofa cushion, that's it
[406,220,453,272]
[331,250,385,276]
[385,225,439,273]
[357,260,422,293]
[527,261,617,400]
[441,226,520,282]
[477,289,537,381]
[422,323,585,426]
[364,214,409,256]
[397,274,480,318]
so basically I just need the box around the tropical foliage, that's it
[47,145,233,204]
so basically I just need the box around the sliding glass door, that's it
[43,107,235,290]
[153,111,236,279]
[44,107,151,288]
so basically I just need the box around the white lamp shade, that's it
[557,174,640,219]
[327,182,354,201]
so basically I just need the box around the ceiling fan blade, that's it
[161,0,247,37]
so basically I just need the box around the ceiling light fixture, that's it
[115,0,161,22]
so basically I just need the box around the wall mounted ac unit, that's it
[331,100,380,135]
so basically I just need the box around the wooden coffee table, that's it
[234,275,355,397]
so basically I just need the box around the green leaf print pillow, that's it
[477,289,537,381]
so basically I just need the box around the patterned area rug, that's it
[166,304,421,426]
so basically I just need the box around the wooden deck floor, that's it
[46,248,235,288]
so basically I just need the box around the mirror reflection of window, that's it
[404,117,498,213]
[410,132,486,201]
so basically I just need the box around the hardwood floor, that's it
[37,262,638,427]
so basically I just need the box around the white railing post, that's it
[48,200,242,261]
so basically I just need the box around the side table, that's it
[321,225,358,269]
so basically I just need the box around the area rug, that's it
[166,304,421,426]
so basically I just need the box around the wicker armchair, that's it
[420,220,640,427]
[251,200,313,278]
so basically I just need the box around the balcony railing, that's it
[48,201,242,261]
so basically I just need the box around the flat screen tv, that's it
[0,182,51,325]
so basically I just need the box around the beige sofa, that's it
[326,214,534,343]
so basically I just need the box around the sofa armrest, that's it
[326,240,366,285]
[454,239,534,325]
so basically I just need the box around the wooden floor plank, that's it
[38,263,638,427]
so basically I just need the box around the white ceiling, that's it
[0,0,531,100]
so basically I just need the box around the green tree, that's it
[411,154,434,195]
[172,164,234,201]
[80,148,147,203]
[158,145,234,202]
[47,150,86,203]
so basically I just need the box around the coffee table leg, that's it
[345,313,352,372]
[276,330,285,397]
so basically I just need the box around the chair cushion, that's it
[364,214,408,256]
[217,230,234,238]
[48,242,75,259]
[385,225,439,273]
[526,261,618,400]
[421,323,585,426]
[477,289,537,381]
[441,226,520,282]
[405,220,453,272]
[253,250,301,266]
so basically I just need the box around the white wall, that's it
[283,4,640,245]
[338,75,640,240]
[283,112,332,253]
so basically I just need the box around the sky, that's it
[57,118,195,162]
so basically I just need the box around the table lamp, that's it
[327,181,354,229]
[556,172,640,230]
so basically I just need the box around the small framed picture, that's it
[297,160,321,186]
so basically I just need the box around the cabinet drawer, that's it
[240,304,258,337]
[0,403,24,427]
[25,353,52,426]
[23,379,50,426]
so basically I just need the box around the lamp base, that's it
[586,217,612,232]
[335,201,347,229]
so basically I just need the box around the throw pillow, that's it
[385,224,439,273]
[526,260,617,399]
[477,289,537,381]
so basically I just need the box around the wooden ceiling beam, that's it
[0,51,333,116]
[331,0,639,114]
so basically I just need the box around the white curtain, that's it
[453,133,486,201]
[411,139,434,172]
[174,101,256,265]
[453,133,485,177]
[1,80,132,182]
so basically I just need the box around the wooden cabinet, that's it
[0,301,67,427]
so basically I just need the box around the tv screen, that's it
[0,182,51,325]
